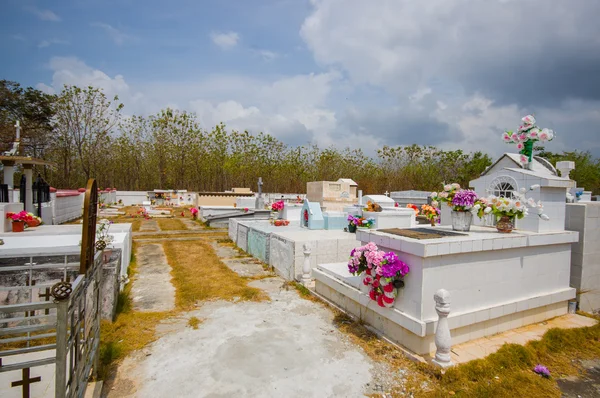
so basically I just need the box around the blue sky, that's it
[2,0,600,157]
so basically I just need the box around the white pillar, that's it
[358,190,363,206]
[24,166,33,213]
[301,243,312,286]
[432,289,454,368]
[3,161,15,189]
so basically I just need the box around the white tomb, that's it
[363,195,396,208]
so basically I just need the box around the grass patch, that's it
[162,240,268,310]
[133,232,227,241]
[187,316,201,329]
[156,218,187,231]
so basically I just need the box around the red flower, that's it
[383,283,394,293]
[369,289,377,301]
[382,295,395,304]
[377,295,385,307]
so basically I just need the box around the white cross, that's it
[384,191,389,197]
[14,120,21,140]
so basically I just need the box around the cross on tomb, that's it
[11,367,41,398]
[385,191,390,197]
[39,288,52,315]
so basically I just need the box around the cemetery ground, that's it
[94,209,600,397]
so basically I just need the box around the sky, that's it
[1,0,599,158]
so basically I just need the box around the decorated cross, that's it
[502,115,555,169]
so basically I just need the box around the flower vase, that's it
[496,216,514,233]
[430,218,436,227]
[451,210,472,232]
[348,224,357,233]
[12,221,25,233]
[277,210,284,220]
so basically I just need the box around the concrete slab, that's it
[131,244,175,312]
[107,277,392,398]
[449,314,597,364]
[139,220,159,232]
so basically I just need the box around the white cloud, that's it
[91,23,133,45]
[255,50,279,61]
[37,56,340,147]
[210,31,240,50]
[38,38,69,48]
[11,34,26,41]
[26,6,61,22]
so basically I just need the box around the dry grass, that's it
[163,240,268,310]
[133,232,227,241]
[156,218,187,231]
[187,316,201,329]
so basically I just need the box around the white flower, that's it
[484,207,492,214]
[520,187,527,194]
[522,115,536,125]
[473,204,481,210]
[431,192,437,198]
[432,200,439,208]
[451,183,461,189]
[539,214,550,221]
[443,184,452,191]
[527,198,537,207]
[529,184,540,190]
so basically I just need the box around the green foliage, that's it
[538,150,600,195]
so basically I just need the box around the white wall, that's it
[53,193,84,224]
[116,191,147,206]
[567,202,600,313]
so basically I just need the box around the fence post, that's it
[55,299,68,397]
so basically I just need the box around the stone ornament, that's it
[432,288,454,368]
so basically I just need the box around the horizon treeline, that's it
[1,80,599,195]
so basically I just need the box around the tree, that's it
[52,86,123,185]
[0,80,56,159]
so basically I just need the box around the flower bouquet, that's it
[430,183,461,209]
[364,201,382,212]
[6,211,42,232]
[406,203,419,215]
[348,242,410,308]
[347,215,360,233]
[356,217,375,229]
[190,207,198,220]
[271,201,285,211]
[447,188,479,231]
[421,204,439,226]
[475,185,549,233]
[502,115,554,168]
[96,219,115,251]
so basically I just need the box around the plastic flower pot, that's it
[12,221,25,233]
[348,224,357,233]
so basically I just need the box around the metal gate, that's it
[0,179,102,398]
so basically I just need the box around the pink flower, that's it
[519,133,527,141]
[517,142,524,150]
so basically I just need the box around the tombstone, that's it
[470,153,575,232]
[300,199,324,230]
[255,177,264,210]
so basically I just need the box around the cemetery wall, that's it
[116,191,148,206]
[566,202,600,313]
[198,193,250,206]
[54,192,84,224]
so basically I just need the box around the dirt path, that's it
[106,227,393,398]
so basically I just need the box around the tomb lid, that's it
[337,178,358,186]
[479,153,557,178]
[363,194,395,206]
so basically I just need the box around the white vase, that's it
[451,211,472,232]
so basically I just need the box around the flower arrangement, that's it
[243,207,249,213]
[190,207,198,219]
[450,189,478,212]
[356,217,375,228]
[421,204,439,223]
[96,219,115,251]
[406,203,419,215]
[430,183,461,207]
[502,115,555,166]
[347,215,361,226]
[271,200,284,211]
[6,211,42,225]
[476,185,548,221]
[364,201,382,212]
[348,242,410,308]
[533,364,551,378]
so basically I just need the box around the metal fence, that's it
[0,251,103,398]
